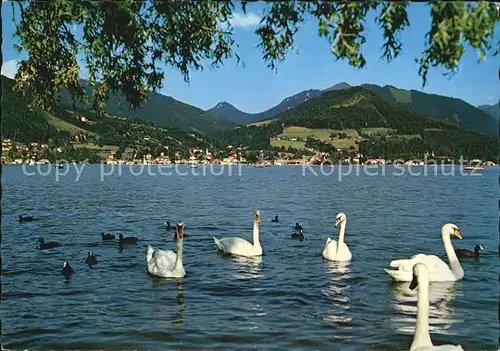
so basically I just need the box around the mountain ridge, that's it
[205,82,351,125]
[58,80,235,136]
[478,102,499,120]
[208,82,497,137]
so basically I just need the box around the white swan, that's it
[408,263,464,351]
[384,223,464,282]
[322,212,352,262]
[147,222,185,278]
[213,210,262,257]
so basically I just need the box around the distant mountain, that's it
[274,86,497,159]
[205,101,258,126]
[211,80,497,137]
[478,102,499,120]
[322,82,352,92]
[218,85,497,160]
[360,84,498,137]
[207,82,352,125]
[59,81,234,135]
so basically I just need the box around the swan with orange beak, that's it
[147,222,185,278]
[384,223,464,282]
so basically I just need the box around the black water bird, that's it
[119,233,138,244]
[101,232,115,240]
[85,251,99,267]
[455,244,484,258]
[294,222,303,231]
[38,238,62,250]
[19,215,35,223]
[271,215,279,223]
[291,229,304,241]
[61,262,74,279]
[165,221,174,230]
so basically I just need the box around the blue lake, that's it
[2,164,499,350]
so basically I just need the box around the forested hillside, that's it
[2,75,222,162]
[59,80,234,135]
[1,76,69,144]
[220,87,498,160]
[361,84,498,136]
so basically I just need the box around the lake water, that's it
[2,164,499,350]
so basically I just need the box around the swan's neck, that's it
[174,238,183,270]
[410,273,433,350]
[442,230,463,278]
[337,220,346,252]
[253,220,261,248]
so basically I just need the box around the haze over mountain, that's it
[478,102,499,120]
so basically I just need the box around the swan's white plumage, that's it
[214,210,262,257]
[385,223,464,282]
[147,247,184,277]
[411,345,464,351]
[214,237,259,255]
[322,213,352,262]
[147,223,185,278]
[408,263,464,351]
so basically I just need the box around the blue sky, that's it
[2,2,499,113]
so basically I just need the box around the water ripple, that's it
[1,165,498,350]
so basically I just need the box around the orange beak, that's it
[177,223,184,239]
[453,228,462,239]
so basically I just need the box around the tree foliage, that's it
[8,1,499,112]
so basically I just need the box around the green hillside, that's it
[361,84,498,137]
[1,76,69,144]
[219,87,498,160]
[59,81,234,136]
[1,75,221,162]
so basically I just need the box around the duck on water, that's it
[119,233,138,244]
[85,251,99,267]
[290,229,304,241]
[455,244,483,259]
[19,215,36,223]
[101,232,115,240]
[37,238,62,250]
[61,262,74,279]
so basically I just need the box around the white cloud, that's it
[1,59,19,79]
[230,12,261,28]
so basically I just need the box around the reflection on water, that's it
[321,261,353,327]
[390,281,463,336]
[2,166,498,350]
[173,282,185,328]
[231,255,264,280]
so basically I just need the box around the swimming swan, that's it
[322,212,352,262]
[213,210,262,257]
[408,263,464,351]
[384,223,464,282]
[147,222,185,278]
